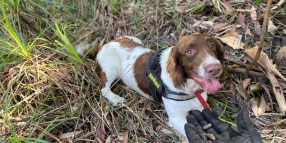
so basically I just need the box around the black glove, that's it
[184,108,262,143]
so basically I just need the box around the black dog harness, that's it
[146,48,198,102]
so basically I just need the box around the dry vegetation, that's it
[0,0,286,142]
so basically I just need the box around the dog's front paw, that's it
[110,96,126,106]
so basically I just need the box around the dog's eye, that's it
[187,50,192,54]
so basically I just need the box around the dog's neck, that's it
[159,47,202,95]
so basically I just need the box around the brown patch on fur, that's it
[96,63,107,89]
[99,71,107,89]
[114,37,141,48]
[133,51,163,102]
[167,34,224,87]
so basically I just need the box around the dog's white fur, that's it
[77,36,220,141]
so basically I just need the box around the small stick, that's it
[267,118,286,127]
[227,66,266,77]
[244,0,273,78]
[225,56,261,71]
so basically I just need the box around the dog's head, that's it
[169,34,224,93]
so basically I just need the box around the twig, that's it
[267,118,286,127]
[271,0,285,10]
[244,0,273,78]
[227,66,266,77]
[224,56,261,71]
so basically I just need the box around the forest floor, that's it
[0,0,286,142]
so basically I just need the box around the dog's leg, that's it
[99,67,126,106]
[168,117,188,142]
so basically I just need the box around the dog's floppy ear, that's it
[214,39,224,64]
[168,48,185,88]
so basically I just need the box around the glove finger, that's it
[184,123,205,143]
[236,110,262,143]
[191,110,220,139]
[205,128,219,138]
[186,114,203,130]
[202,108,233,134]
[215,130,232,142]
[186,114,209,140]
[191,110,209,127]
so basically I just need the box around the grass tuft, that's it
[53,21,82,63]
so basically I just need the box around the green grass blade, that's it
[9,137,50,143]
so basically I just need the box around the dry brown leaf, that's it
[232,64,240,68]
[267,71,286,112]
[261,84,274,111]
[253,21,261,34]
[250,6,261,34]
[229,81,235,93]
[59,131,82,139]
[221,2,234,15]
[238,80,247,101]
[238,12,246,31]
[251,96,266,117]
[267,20,278,35]
[244,46,286,82]
[246,28,253,36]
[213,23,228,32]
[193,21,201,27]
[242,78,251,90]
[283,29,286,34]
[123,131,129,143]
[257,96,267,116]
[250,6,257,21]
[251,97,259,117]
[100,124,106,142]
[219,29,244,49]
[274,46,286,66]
[250,83,261,91]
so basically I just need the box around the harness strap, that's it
[148,79,159,101]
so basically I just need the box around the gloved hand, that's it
[184,108,262,143]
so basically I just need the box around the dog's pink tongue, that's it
[193,77,221,94]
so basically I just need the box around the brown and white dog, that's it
[76,34,224,141]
